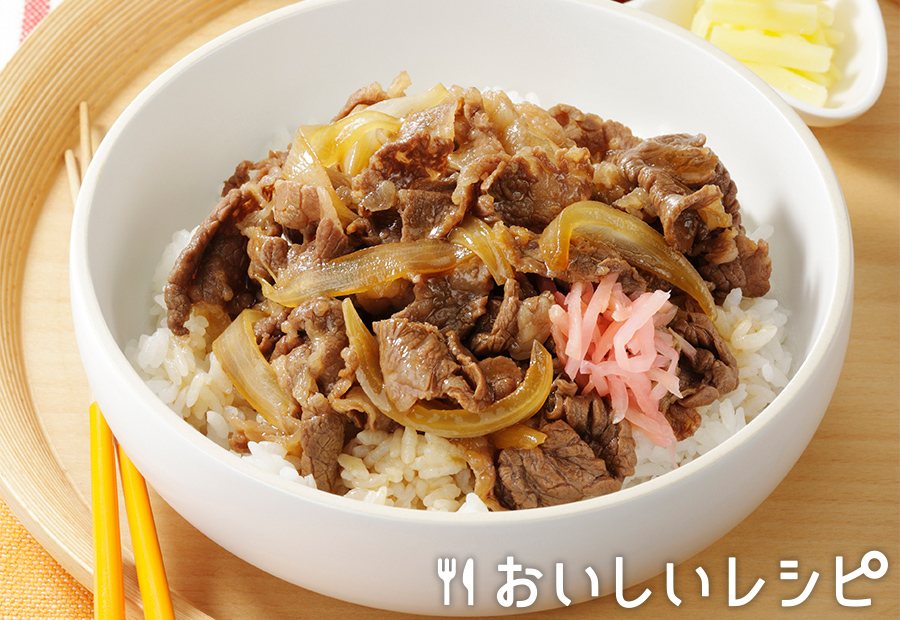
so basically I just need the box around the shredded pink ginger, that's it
[547,273,682,448]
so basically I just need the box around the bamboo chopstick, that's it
[79,101,92,180]
[90,403,126,620]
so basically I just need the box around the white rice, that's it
[129,231,791,512]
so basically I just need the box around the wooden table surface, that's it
[1,1,897,618]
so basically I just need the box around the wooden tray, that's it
[1,0,897,618]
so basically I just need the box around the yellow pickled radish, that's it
[693,0,841,107]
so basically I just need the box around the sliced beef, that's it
[253,303,291,358]
[662,400,702,442]
[272,180,348,260]
[373,318,496,412]
[468,278,555,360]
[539,377,637,479]
[478,147,593,232]
[550,103,771,300]
[549,387,637,480]
[331,82,390,122]
[270,296,349,403]
[363,98,458,188]
[448,88,509,212]
[164,188,258,336]
[393,256,493,337]
[666,310,740,440]
[398,188,467,241]
[452,436,504,511]
[548,104,639,162]
[495,420,624,510]
[478,356,523,400]
[266,297,352,492]
[298,410,347,493]
[695,233,772,301]
[330,71,411,122]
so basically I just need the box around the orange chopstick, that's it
[90,402,175,620]
[90,403,126,620]
[117,445,176,620]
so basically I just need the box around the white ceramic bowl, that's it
[70,0,853,614]
[628,0,889,127]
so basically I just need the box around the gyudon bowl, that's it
[69,0,852,614]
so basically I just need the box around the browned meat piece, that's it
[221,160,253,195]
[330,72,411,122]
[478,356,523,400]
[164,188,257,336]
[469,279,521,356]
[272,180,348,260]
[557,391,636,479]
[539,378,637,479]
[619,133,720,187]
[373,318,496,412]
[452,436,504,511]
[270,296,349,401]
[253,303,291,358]
[299,411,347,493]
[496,420,624,510]
[346,208,404,246]
[667,310,739,439]
[608,134,731,254]
[364,98,458,188]
[469,278,556,360]
[273,180,315,236]
[550,103,771,300]
[393,256,493,337]
[449,89,509,212]
[549,104,638,162]
[479,147,593,232]
[331,81,390,122]
[696,233,772,300]
[663,401,702,442]
[398,188,467,241]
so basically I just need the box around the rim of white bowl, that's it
[71,0,853,525]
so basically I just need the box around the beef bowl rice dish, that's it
[131,74,790,512]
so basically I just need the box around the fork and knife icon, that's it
[437,557,474,605]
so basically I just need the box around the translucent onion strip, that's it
[304,110,402,176]
[539,200,716,317]
[282,127,358,225]
[489,423,547,450]
[342,299,554,438]
[448,215,515,284]
[261,239,472,307]
[364,83,450,119]
[211,309,293,431]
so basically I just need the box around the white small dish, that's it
[628,0,889,126]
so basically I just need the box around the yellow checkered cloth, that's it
[0,499,92,619]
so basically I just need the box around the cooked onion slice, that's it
[282,127,358,225]
[448,215,515,285]
[342,299,553,438]
[211,309,294,431]
[364,83,449,119]
[489,423,547,449]
[304,110,403,176]
[261,239,472,307]
[539,200,716,316]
